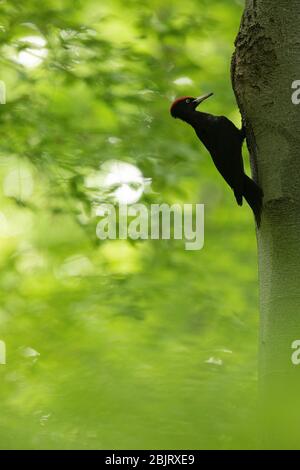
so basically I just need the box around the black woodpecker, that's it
[170,93,263,227]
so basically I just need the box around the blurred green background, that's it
[0,0,259,450]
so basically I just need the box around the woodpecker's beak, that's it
[193,92,213,108]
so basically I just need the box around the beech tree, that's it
[232,0,300,447]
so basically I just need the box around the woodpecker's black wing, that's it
[205,115,245,204]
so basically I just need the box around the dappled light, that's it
[13,36,48,69]
[85,161,148,206]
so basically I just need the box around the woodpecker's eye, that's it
[185,98,191,104]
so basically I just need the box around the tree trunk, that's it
[232,0,300,449]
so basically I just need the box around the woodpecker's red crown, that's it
[170,93,213,119]
[170,96,192,114]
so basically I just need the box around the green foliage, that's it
[0,0,259,449]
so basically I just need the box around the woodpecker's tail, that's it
[243,174,263,228]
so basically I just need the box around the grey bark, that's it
[232,0,300,448]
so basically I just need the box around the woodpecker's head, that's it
[170,92,213,119]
